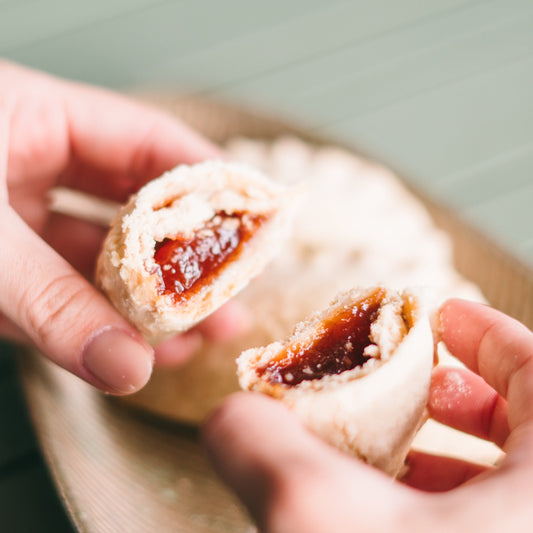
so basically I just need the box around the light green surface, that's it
[0,2,532,531]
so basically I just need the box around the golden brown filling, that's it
[258,288,386,385]
[154,211,267,302]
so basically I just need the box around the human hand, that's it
[0,60,246,394]
[204,299,533,533]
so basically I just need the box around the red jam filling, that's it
[258,289,386,385]
[154,211,267,302]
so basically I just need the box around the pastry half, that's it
[238,286,435,477]
[96,160,294,344]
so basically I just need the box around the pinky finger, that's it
[402,450,490,492]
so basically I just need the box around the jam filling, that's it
[154,211,267,302]
[258,289,386,385]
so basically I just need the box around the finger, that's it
[0,208,153,394]
[440,299,533,429]
[402,450,489,492]
[429,366,509,448]
[153,331,202,367]
[203,393,410,533]
[43,212,108,279]
[194,300,251,341]
[0,106,8,201]
[0,111,26,345]
[61,83,223,202]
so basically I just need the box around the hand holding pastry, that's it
[0,60,243,393]
[204,299,533,533]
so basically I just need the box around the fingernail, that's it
[82,328,153,394]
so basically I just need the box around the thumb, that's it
[203,393,403,533]
[0,207,153,393]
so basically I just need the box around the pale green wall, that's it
[1,0,533,264]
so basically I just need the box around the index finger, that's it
[62,81,223,201]
[440,299,533,430]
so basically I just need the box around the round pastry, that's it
[237,286,435,477]
[96,160,295,344]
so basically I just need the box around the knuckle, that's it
[19,272,93,346]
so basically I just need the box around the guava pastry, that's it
[238,286,435,477]
[96,160,295,344]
